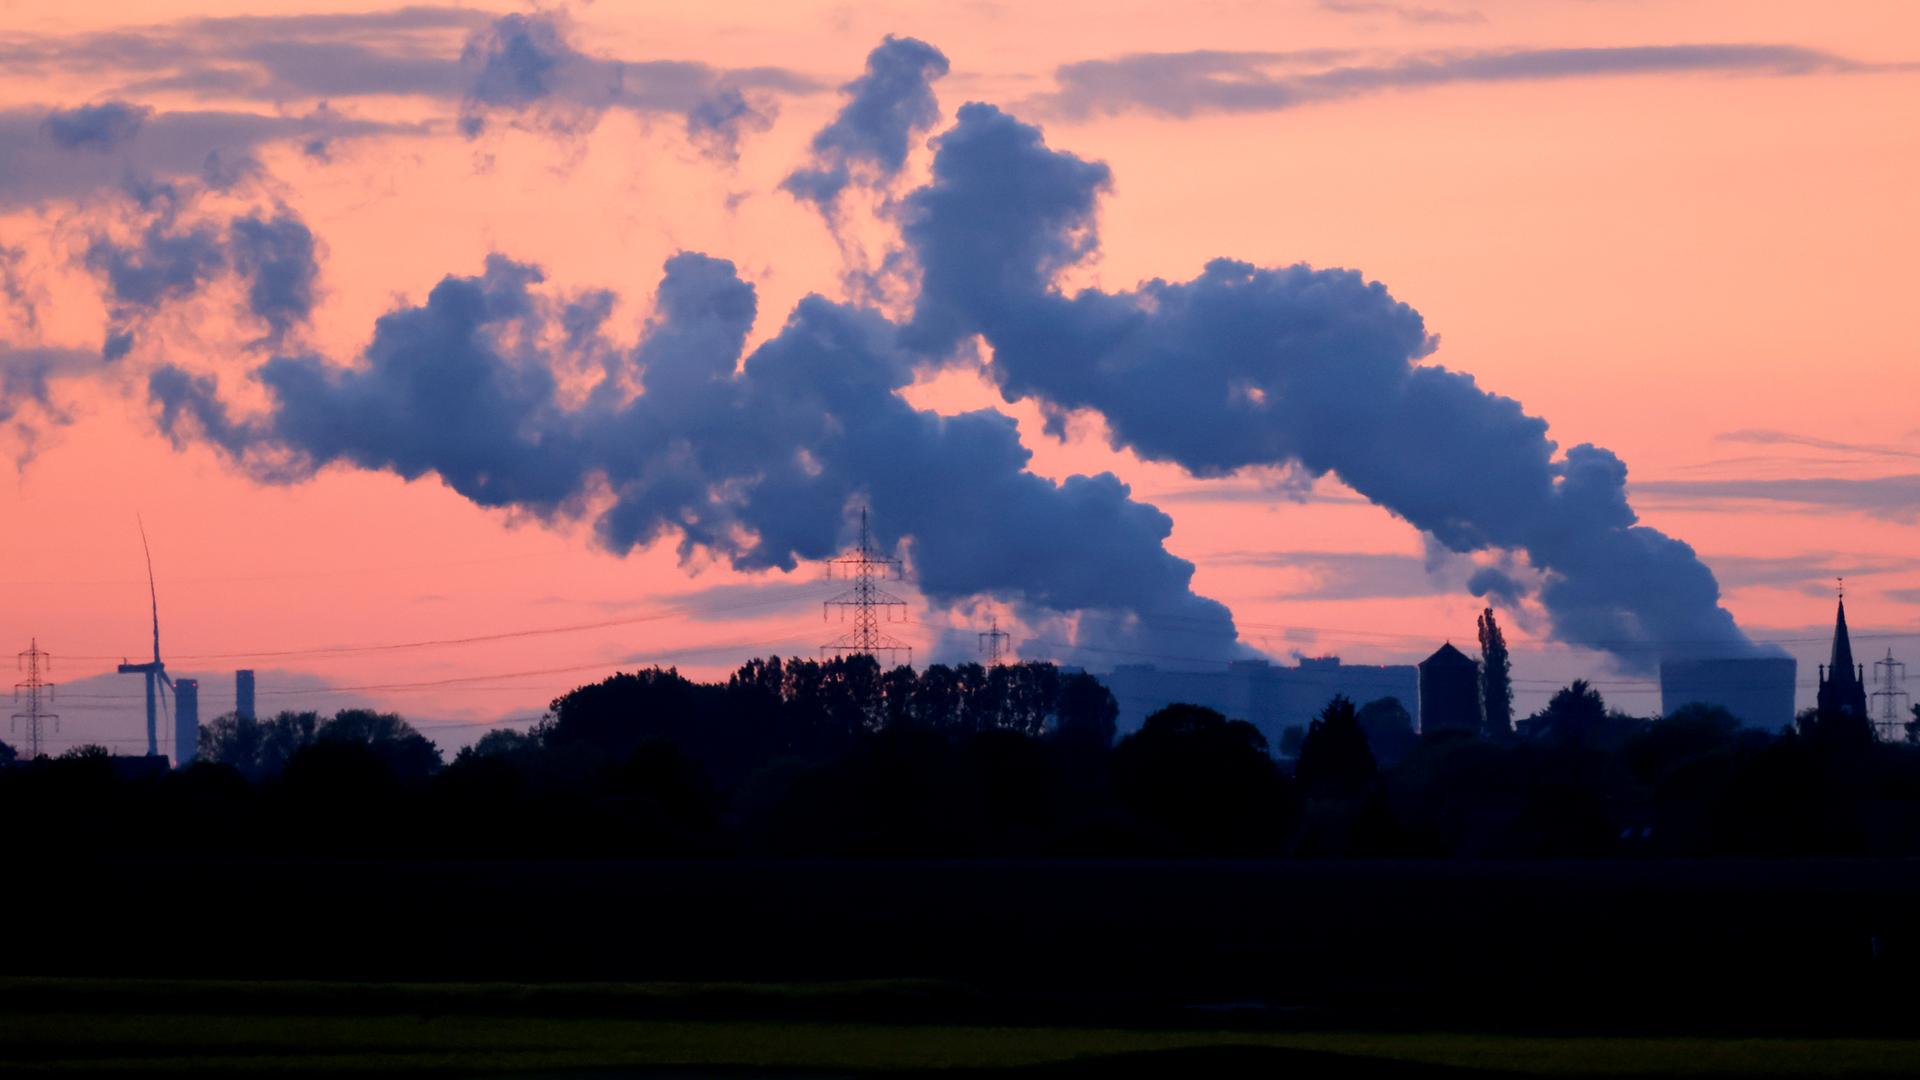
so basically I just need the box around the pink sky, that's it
[1,1,1916,755]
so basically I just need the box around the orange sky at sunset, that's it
[1,0,1916,755]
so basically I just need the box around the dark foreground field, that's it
[5,858,1920,1075]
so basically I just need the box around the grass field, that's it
[3,979,1920,1076]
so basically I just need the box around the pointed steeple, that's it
[1830,594,1857,684]
[1818,587,1870,721]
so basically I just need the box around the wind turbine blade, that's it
[138,514,160,663]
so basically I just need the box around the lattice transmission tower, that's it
[979,615,1010,665]
[1873,648,1910,743]
[820,507,913,666]
[12,640,58,760]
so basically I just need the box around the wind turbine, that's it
[117,518,172,758]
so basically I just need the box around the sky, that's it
[1,0,1916,757]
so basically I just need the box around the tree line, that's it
[6,653,1920,859]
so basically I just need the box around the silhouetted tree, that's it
[1052,672,1118,751]
[1907,703,1920,746]
[317,709,443,783]
[1477,607,1513,737]
[1525,680,1607,742]
[199,710,320,780]
[0,739,15,765]
[1354,697,1416,769]
[1297,695,1378,797]
[1112,704,1290,854]
[1278,724,1305,758]
[459,727,541,763]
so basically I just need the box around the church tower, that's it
[1817,589,1870,721]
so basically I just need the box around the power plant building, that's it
[1102,657,1417,750]
[236,669,256,721]
[1417,642,1481,736]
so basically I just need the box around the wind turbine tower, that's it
[117,521,176,760]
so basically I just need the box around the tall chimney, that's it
[174,678,199,766]
[235,669,255,721]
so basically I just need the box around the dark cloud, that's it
[0,345,95,466]
[1707,552,1916,592]
[1038,43,1882,119]
[452,11,813,157]
[1717,428,1920,461]
[783,35,950,213]
[0,345,92,420]
[41,100,151,150]
[81,180,322,358]
[0,9,812,166]
[1260,551,1457,601]
[0,245,39,331]
[228,212,319,345]
[685,87,774,163]
[149,251,1246,665]
[1633,475,1920,522]
[85,211,226,359]
[901,102,1759,671]
[1219,539,1533,603]
[0,106,415,209]
[1320,1,1486,24]
[0,8,489,100]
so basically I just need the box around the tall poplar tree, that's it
[1478,607,1513,736]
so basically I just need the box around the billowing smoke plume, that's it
[151,253,1246,663]
[138,36,1761,673]
[901,103,1757,671]
[83,178,321,358]
[783,35,950,214]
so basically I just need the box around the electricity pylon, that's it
[979,615,1010,665]
[12,640,58,760]
[820,507,913,666]
[1873,649,1910,742]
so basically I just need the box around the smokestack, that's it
[174,677,199,766]
[235,669,255,721]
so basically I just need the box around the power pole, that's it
[12,640,58,760]
[979,615,1010,665]
[820,507,913,666]
[1872,648,1910,742]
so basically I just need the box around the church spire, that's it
[1830,584,1857,683]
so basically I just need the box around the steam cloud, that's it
[139,35,1763,672]
[901,103,1758,670]
[151,254,1246,664]
[783,35,950,214]
[83,178,321,358]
